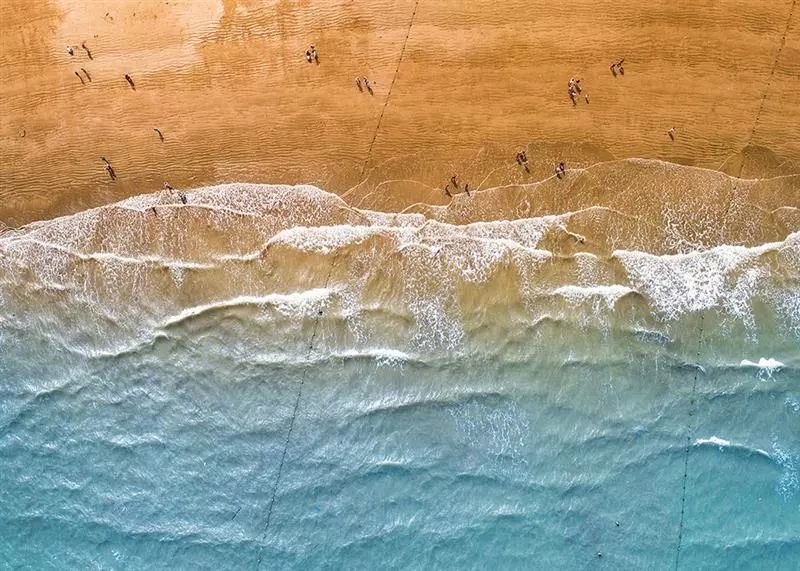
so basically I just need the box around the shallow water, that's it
[1,182,799,569]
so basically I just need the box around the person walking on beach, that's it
[355,77,362,91]
[668,127,675,141]
[81,68,91,82]
[442,184,452,198]
[124,74,135,89]
[163,182,174,191]
[364,77,373,94]
[305,50,312,63]
[75,71,85,85]
[67,46,74,56]
[450,175,459,189]
[101,157,116,181]
[154,128,164,142]
[82,42,93,60]
[311,45,318,62]
[464,183,471,197]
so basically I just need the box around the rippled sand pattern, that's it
[1,0,799,226]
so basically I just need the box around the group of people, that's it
[304,45,319,63]
[442,175,471,198]
[568,77,588,105]
[355,76,374,94]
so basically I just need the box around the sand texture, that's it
[1,0,799,226]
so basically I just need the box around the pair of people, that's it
[305,45,319,63]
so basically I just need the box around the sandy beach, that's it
[1,0,798,226]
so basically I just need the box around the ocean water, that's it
[1,179,799,569]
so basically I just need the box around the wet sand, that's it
[1,0,799,226]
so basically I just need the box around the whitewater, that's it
[1,182,798,569]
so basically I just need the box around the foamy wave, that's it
[553,284,636,307]
[739,358,785,379]
[616,233,798,322]
[693,436,771,459]
[160,289,332,328]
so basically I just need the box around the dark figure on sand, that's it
[82,42,93,60]
[442,184,452,198]
[668,127,675,141]
[125,74,135,89]
[464,184,471,197]
[81,68,91,81]
[450,175,459,189]
[555,162,566,179]
[101,157,116,181]
[75,71,85,85]
[154,128,164,142]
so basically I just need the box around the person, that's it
[311,45,318,62]
[163,182,174,191]
[355,77,362,91]
[178,191,187,204]
[124,74,135,89]
[464,183,471,197]
[516,152,523,165]
[610,62,617,77]
[584,93,590,104]
[66,46,74,56]
[75,71,85,85]
[668,127,675,140]
[559,161,566,174]
[154,127,164,142]
[364,77,373,94]
[442,184,452,198]
[569,88,577,105]
[81,68,91,81]
[450,175,460,189]
[305,50,312,63]
[101,157,116,180]
[82,42,93,60]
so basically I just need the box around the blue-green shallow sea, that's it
[1,185,798,569]
[1,311,798,569]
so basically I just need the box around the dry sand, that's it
[1,0,799,226]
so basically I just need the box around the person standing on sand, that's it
[443,184,452,198]
[124,74,135,89]
[75,71,85,85]
[355,77,362,91]
[311,45,319,62]
[464,184,471,197]
[668,127,675,140]
[305,50,312,63]
[154,128,164,142]
[450,175,459,189]
[81,68,91,82]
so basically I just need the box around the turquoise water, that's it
[1,184,799,569]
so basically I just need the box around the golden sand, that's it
[1,0,799,227]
